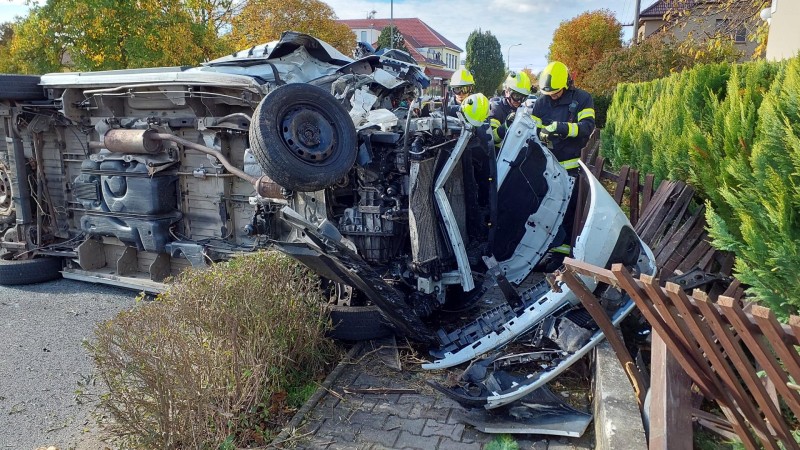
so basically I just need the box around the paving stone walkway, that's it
[286,343,595,450]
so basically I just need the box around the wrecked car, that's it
[0,31,655,413]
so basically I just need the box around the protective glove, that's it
[505,112,516,127]
[543,121,569,137]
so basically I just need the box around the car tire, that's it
[0,161,16,226]
[326,304,394,341]
[249,83,357,192]
[0,75,45,101]
[0,257,63,286]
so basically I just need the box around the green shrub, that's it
[87,251,337,449]
[603,55,800,314]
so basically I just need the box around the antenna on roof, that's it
[367,9,376,19]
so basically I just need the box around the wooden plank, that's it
[721,279,742,299]
[591,156,605,180]
[789,316,800,348]
[613,165,630,206]
[629,169,640,226]
[662,223,708,276]
[560,270,647,408]
[718,297,800,420]
[648,183,694,249]
[698,246,718,272]
[642,173,655,213]
[636,181,676,242]
[718,251,735,276]
[665,284,778,448]
[611,266,759,450]
[694,293,797,448]
[676,234,711,273]
[640,182,683,245]
[751,306,800,392]
[654,204,705,267]
[649,330,693,450]
[652,187,694,256]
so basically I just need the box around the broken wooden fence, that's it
[561,260,800,450]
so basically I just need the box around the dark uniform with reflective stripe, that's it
[530,87,595,166]
[488,96,515,145]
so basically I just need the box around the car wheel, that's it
[0,161,16,226]
[326,304,394,341]
[249,83,357,192]
[0,257,62,286]
[0,75,45,100]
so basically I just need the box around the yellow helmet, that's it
[539,61,570,93]
[504,71,531,96]
[450,68,475,87]
[461,93,489,126]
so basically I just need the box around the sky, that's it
[0,0,659,72]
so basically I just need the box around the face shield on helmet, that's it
[504,71,531,104]
[539,61,570,95]
[450,68,475,97]
[461,93,489,127]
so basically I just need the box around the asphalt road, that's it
[0,278,138,450]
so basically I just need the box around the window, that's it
[360,31,367,42]
[734,25,747,43]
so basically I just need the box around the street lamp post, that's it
[506,43,521,71]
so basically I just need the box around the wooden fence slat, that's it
[637,181,677,243]
[612,266,759,449]
[664,284,775,448]
[698,246,718,272]
[789,316,800,347]
[662,219,708,276]
[559,269,647,407]
[751,306,800,388]
[694,293,797,448]
[648,183,694,249]
[676,233,711,273]
[642,173,655,213]
[629,169,640,226]
[718,297,800,420]
[613,165,630,205]
[654,204,706,267]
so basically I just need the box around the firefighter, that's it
[446,68,475,117]
[488,71,532,146]
[531,61,595,171]
[531,61,595,261]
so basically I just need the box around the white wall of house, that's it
[351,28,381,45]
[766,0,800,61]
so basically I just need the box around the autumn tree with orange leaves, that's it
[548,10,622,87]
[230,0,355,56]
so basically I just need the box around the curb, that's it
[593,341,648,450]
[270,342,364,447]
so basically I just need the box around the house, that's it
[337,18,462,86]
[761,0,800,60]
[637,0,759,61]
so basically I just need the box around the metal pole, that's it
[633,0,642,44]
[506,43,521,71]
[390,0,394,49]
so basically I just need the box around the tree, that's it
[548,10,622,87]
[376,26,409,54]
[1,0,233,73]
[520,67,538,91]
[465,29,505,96]
[664,0,769,59]
[230,0,355,56]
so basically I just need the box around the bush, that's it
[602,55,800,315]
[87,251,337,449]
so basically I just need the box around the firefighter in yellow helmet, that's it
[488,71,531,145]
[531,61,595,263]
[447,68,475,117]
[531,61,595,170]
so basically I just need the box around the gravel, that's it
[0,278,138,450]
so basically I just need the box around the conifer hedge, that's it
[601,56,799,316]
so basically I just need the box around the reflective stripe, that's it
[550,244,571,255]
[577,108,595,121]
[560,158,580,170]
[531,115,543,127]
[567,123,578,137]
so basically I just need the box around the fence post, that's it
[648,330,693,450]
